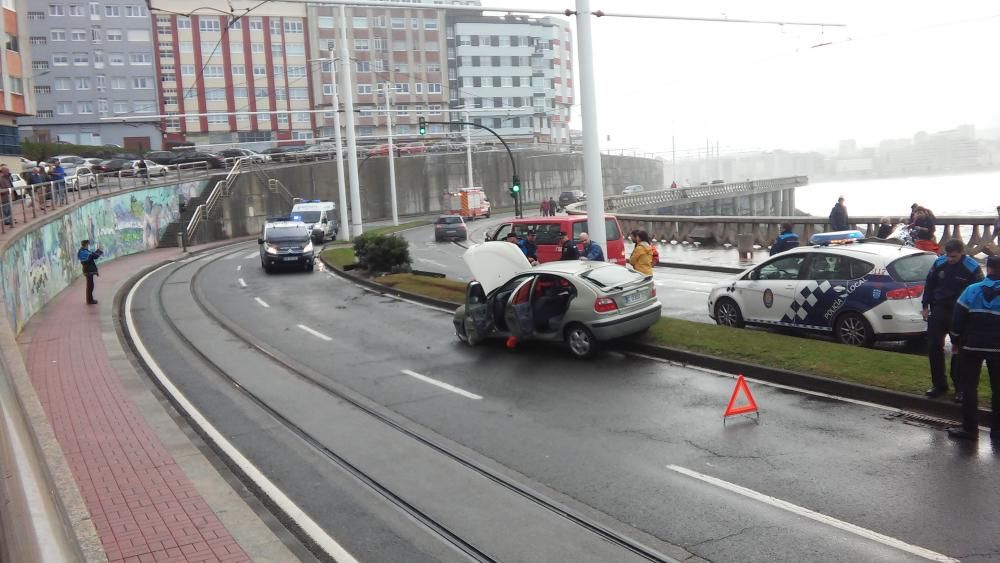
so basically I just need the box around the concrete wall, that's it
[211,150,664,238]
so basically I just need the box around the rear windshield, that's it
[572,219,622,241]
[266,228,309,241]
[887,253,937,282]
[437,216,463,224]
[292,211,321,223]
[513,222,562,244]
[580,266,645,288]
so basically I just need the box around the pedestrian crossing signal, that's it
[418,117,427,136]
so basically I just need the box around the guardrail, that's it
[184,157,250,245]
[580,176,809,214]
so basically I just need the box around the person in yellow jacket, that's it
[628,230,654,276]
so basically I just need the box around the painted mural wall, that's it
[1,180,209,333]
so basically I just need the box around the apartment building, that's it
[447,15,574,143]
[0,0,32,155]
[19,1,159,151]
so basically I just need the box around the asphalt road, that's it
[127,241,1000,563]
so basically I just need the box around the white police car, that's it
[707,233,938,347]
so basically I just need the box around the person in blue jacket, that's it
[78,239,104,305]
[578,232,604,262]
[517,230,538,265]
[947,255,1000,442]
[769,223,800,256]
[922,239,984,401]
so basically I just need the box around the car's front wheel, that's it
[564,323,598,359]
[835,312,875,347]
[714,298,745,328]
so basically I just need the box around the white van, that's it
[290,200,337,243]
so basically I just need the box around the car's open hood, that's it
[463,241,532,294]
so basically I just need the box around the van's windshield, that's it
[292,211,321,223]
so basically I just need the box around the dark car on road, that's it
[217,148,270,163]
[258,221,315,273]
[94,158,131,174]
[435,215,468,242]
[144,151,179,165]
[171,151,226,169]
[261,146,306,162]
[558,190,586,210]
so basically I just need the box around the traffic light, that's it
[418,117,427,136]
[510,174,521,199]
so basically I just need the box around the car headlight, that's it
[303,241,313,253]
[265,244,278,255]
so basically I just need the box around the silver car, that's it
[453,242,661,358]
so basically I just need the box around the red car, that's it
[484,215,628,265]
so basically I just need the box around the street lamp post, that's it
[338,5,363,237]
[574,0,608,257]
[309,57,350,241]
[383,84,399,226]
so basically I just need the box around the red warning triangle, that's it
[724,375,758,417]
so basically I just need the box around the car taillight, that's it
[594,297,618,313]
[435,224,443,229]
[650,287,657,297]
[886,284,924,300]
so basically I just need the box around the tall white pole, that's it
[385,84,399,225]
[331,76,349,241]
[575,0,608,257]
[338,5,363,237]
[465,109,474,188]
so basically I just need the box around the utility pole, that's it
[338,5,363,237]
[575,0,608,258]
[331,66,349,241]
[465,109,474,188]
[384,84,399,225]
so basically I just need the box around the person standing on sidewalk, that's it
[923,239,984,401]
[50,162,67,205]
[539,198,550,217]
[548,197,557,216]
[0,165,13,226]
[78,240,104,305]
[947,255,1000,443]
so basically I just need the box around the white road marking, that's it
[238,278,247,288]
[254,297,270,308]
[401,369,482,400]
[671,288,709,294]
[416,258,450,269]
[666,465,958,562]
[297,324,333,341]
[243,251,258,259]
[236,264,242,271]
[125,266,358,563]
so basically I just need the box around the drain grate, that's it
[885,411,957,429]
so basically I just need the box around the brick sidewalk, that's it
[22,249,252,562]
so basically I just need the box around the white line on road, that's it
[237,264,242,271]
[665,465,958,562]
[238,278,247,288]
[243,251,258,259]
[401,369,482,400]
[254,297,270,308]
[417,258,450,269]
[297,324,333,341]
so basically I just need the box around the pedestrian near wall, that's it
[829,196,849,231]
[923,239,984,401]
[947,255,1000,443]
[628,230,654,276]
[0,165,13,226]
[548,197,557,216]
[78,240,104,305]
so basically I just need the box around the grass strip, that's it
[375,273,467,303]
[320,247,356,268]
[367,220,431,236]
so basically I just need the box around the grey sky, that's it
[486,1,1000,156]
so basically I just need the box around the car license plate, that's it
[282,256,298,262]
[623,292,641,305]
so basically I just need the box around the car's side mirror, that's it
[257,238,264,245]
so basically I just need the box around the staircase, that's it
[157,195,205,248]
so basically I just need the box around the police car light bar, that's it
[808,230,865,246]
[267,216,291,222]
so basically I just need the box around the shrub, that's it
[21,140,123,162]
[353,232,411,273]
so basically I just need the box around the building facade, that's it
[447,15,573,143]
[0,0,32,154]
[20,0,159,151]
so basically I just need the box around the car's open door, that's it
[503,277,536,340]
[465,281,493,342]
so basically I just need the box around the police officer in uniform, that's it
[922,239,984,400]
[559,232,579,260]
[518,229,539,265]
[947,255,1000,442]
[78,239,104,305]
[769,223,800,256]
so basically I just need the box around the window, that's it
[254,87,268,97]
[78,101,94,114]
[205,88,225,100]
[372,37,385,51]
[393,61,408,73]
[179,41,192,53]
[270,43,283,55]
[392,40,406,52]
[199,18,220,32]
[233,87,247,98]
[75,77,90,89]
[391,17,404,29]
[56,101,74,114]
[286,43,304,56]
[325,40,335,51]
[204,65,224,77]
[322,83,335,96]
[396,104,407,116]
[428,104,442,115]
[132,101,154,113]
[424,18,438,30]
[124,5,146,17]
[353,39,368,50]
[355,61,369,72]
[351,17,367,28]
[180,64,195,76]
[68,4,83,15]
[357,84,372,94]
[228,18,240,30]
[396,125,410,134]
[32,61,51,72]
[51,29,66,41]
[49,4,65,16]
[250,42,264,53]
[229,42,242,55]
[28,12,46,21]
[414,83,423,94]
[273,65,283,76]
[294,112,310,122]
[287,65,305,77]
[269,19,281,34]
[231,64,245,75]
[110,76,126,89]
[411,18,418,29]
[427,83,441,93]
[253,65,266,76]
[249,17,262,30]
[807,254,874,281]
[129,53,152,65]
[757,255,806,281]
[277,112,288,124]
[426,41,439,52]
[132,77,152,89]
[34,85,52,94]
[206,112,227,124]
[31,36,48,45]
[53,77,70,90]
[176,16,190,29]
[318,16,334,29]
[200,41,218,56]
[72,52,89,65]
[394,82,409,94]
[110,101,128,113]
[284,21,302,33]
[70,28,86,41]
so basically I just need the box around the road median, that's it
[319,248,992,427]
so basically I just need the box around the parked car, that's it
[453,242,661,358]
[94,159,132,175]
[217,148,271,163]
[434,215,468,242]
[707,238,937,347]
[10,172,27,197]
[47,155,86,168]
[170,151,226,169]
[484,214,628,266]
[121,160,168,177]
[67,165,97,190]
[621,185,645,195]
[558,190,586,209]
[399,143,427,155]
[144,151,179,165]
[82,158,104,167]
[710,179,725,185]
[261,146,306,162]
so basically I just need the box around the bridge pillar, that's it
[748,194,757,216]
[774,189,783,216]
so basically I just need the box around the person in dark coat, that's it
[923,239,984,401]
[876,217,894,239]
[547,197,557,216]
[947,255,1000,443]
[517,230,539,265]
[78,239,104,305]
[558,231,579,260]
[769,223,800,255]
[829,197,849,231]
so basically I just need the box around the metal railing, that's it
[571,176,809,214]
[184,157,251,245]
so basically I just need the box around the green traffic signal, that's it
[418,117,427,136]
[511,174,521,197]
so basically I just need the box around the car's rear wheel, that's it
[714,298,745,328]
[564,323,598,359]
[835,312,875,347]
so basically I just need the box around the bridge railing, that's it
[608,214,999,256]
[570,176,809,214]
